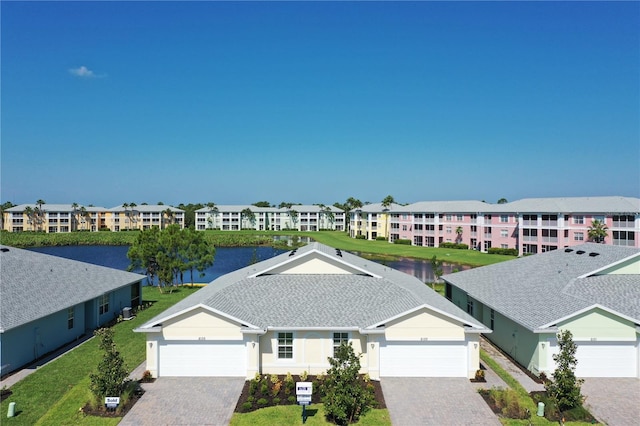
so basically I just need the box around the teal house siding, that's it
[1,246,145,376]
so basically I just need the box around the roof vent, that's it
[0,248,9,252]
[335,249,342,257]
[589,252,600,257]
[289,250,297,257]
[576,250,585,255]
[564,248,574,253]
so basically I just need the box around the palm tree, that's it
[381,195,395,209]
[206,202,218,229]
[35,199,46,231]
[240,208,255,230]
[71,203,79,231]
[163,208,175,227]
[129,202,138,230]
[588,219,608,243]
[24,206,35,231]
[455,226,463,243]
[0,201,15,230]
[122,203,130,231]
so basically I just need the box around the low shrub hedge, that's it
[439,242,469,250]
[393,239,412,245]
[487,247,518,256]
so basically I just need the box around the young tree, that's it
[430,255,443,291]
[322,342,375,425]
[89,328,129,401]
[455,226,463,243]
[240,207,256,229]
[545,330,584,412]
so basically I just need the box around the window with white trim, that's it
[99,293,109,315]
[278,332,293,359]
[67,307,74,329]
[574,232,584,241]
[333,332,349,356]
[573,216,584,224]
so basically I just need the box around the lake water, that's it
[28,245,467,284]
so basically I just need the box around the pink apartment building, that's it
[357,197,639,256]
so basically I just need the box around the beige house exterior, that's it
[136,243,489,379]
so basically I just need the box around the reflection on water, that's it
[28,244,468,284]
[358,253,469,282]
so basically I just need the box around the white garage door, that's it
[380,341,468,377]
[549,341,638,378]
[159,341,246,377]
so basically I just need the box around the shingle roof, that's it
[0,245,145,332]
[403,200,491,213]
[442,244,640,331]
[138,242,488,332]
[490,196,640,213]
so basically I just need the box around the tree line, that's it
[127,224,215,292]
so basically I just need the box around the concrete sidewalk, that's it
[479,336,545,393]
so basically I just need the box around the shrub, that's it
[487,247,518,256]
[89,328,129,400]
[375,236,387,241]
[300,370,308,381]
[141,370,153,382]
[288,396,297,404]
[249,380,258,395]
[439,242,469,250]
[271,381,282,397]
[241,402,252,412]
[355,234,366,239]
[322,342,375,425]
[393,238,411,245]
[260,382,269,395]
[272,397,281,405]
[257,398,268,406]
[488,388,530,419]
[270,373,280,384]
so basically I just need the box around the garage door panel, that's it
[159,341,246,377]
[548,341,637,378]
[380,341,467,377]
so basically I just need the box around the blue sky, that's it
[2,1,638,207]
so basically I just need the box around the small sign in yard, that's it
[296,382,313,423]
[104,396,120,410]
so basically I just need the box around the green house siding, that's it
[558,308,636,341]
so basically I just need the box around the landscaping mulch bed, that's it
[80,383,145,418]
[234,374,386,413]
[1,388,12,403]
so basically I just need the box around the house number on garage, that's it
[198,336,206,340]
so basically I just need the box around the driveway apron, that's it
[120,377,245,426]
[581,378,640,426]
[381,377,501,426]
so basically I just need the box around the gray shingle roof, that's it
[0,245,145,332]
[138,242,487,332]
[442,243,640,331]
[490,196,640,213]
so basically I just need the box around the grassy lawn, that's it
[1,286,200,426]
[220,230,513,267]
[230,404,391,426]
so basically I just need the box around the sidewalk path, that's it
[480,336,545,393]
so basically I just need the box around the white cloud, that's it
[69,66,104,78]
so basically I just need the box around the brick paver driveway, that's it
[581,378,640,426]
[119,377,245,426]
[381,377,501,426]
